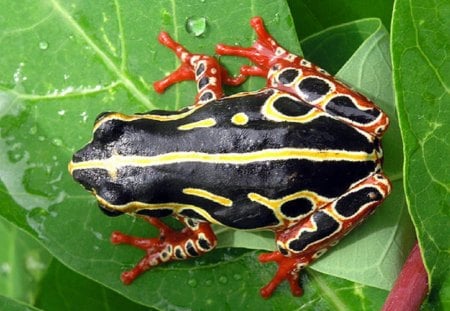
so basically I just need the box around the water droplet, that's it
[233,273,242,280]
[205,279,212,286]
[29,126,37,135]
[0,263,11,276]
[39,41,49,50]
[218,275,228,284]
[52,138,63,146]
[185,16,207,37]
[273,13,280,23]
[187,278,198,287]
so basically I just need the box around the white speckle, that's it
[13,63,25,83]
[0,263,11,275]
[80,111,88,122]
[60,86,74,96]
[58,109,65,116]
[64,74,70,80]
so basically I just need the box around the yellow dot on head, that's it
[231,112,249,125]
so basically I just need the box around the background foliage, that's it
[0,0,448,310]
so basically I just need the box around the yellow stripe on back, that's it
[69,148,377,175]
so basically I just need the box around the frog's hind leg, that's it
[111,216,217,284]
[216,16,300,78]
[216,17,390,137]
[153,32,246,104]
[259,173,391,298]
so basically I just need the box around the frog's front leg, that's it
[153,32,246,105]
[111,216,217,284]
[216,17,389,137]
[259,173,391,298]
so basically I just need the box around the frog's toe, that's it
[258,251,307,298]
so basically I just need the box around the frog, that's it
[68,17,391,298]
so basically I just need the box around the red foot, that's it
[258,251,307,298]
[153,32,196,94]
[216,16,296,78]
[153,31,247,99]
[111,216,217,284]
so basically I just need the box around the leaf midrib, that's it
[48,0,155,109]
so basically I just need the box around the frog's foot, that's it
[111,216,217,284]
[154,32,246,103]
[258,251,308,298]
[216,16,298,78]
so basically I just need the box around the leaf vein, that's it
[48,0,154,109]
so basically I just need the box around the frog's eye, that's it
[93,119,124,143]
[98,203,123,217]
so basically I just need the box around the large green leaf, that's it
[0,1,411,309]
[391,0,450,308]
[287,0,395,39]
[35,259,152,311]
[0,294,42,311]
[0,218,51,304]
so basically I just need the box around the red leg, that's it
[216,17,390,137]
[111,216,217,284]
[153,32,247,104]
[258,173,391,298]
[216,17,299,77]
[258,252,305,298]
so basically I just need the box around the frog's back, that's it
[71,88,382,229]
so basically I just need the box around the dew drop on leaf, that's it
[52,138,63,147]
[218,275,228,284]
[187,278,198,287]
[233,273,242,280]
[185,16,207,37]
[38,41,49,50]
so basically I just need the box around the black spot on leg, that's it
[198,237,211,251]
[198,76,209,89]
[325,96,380,124]
[199,91,214,102]
[174,247,185,259]
[185,240,199,257]
[288,211,340,252]
[278,69,299,85]
[298,77,332,101]
[196,62,205,76]
[334,186,382,218]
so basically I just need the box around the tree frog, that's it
[69,17,391,298]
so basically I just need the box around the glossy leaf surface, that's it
[0,0,416,309]
[392,0,450,308]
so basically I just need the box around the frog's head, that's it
[68,112,160,217]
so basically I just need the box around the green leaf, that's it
[0,0,411,309]
[288,0,395,39]
[0,294,42,311]
[391,0,450,308]
[0,217,52,305]
[35,259,152,311]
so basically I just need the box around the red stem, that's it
[382,241,428,311]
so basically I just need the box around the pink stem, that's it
[382,241,428,311]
